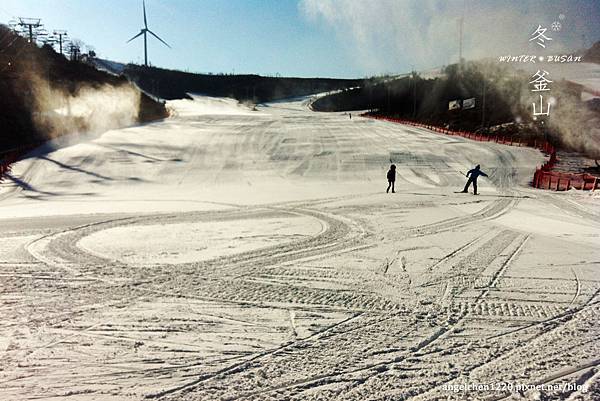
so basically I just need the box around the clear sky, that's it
[1,0,599,78]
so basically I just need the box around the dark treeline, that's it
[0,24,167,154]
[584,41,600,64]
[123,65,365,103]
[313,57,600,159]
[312,62,529,133]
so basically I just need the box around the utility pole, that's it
[412,71,417,118]
[459,17,463,66]
[69,42,81,61]
[387,85,390,112]
[53,30,68,55]
[17,18,41,43]
[458,0,465,71]
[481,78,487,128]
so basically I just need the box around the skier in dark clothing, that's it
[386,164,396,193]
[461,164,488,195]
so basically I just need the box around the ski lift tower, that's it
[53,30,68,55]
[17,18,42,43]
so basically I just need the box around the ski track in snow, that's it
[0,96,599,400]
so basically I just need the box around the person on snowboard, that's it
[386,164,396,193]
[461,164,488,195]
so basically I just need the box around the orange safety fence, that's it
[360,114,556,154]
[533,170,599,191]
[360,114,598,192]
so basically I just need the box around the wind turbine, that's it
[126,0,170,66]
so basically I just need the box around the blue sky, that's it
[1,0,356,77]
[1,0,599,78]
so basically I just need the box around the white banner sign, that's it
[448,100,461,110]
[463,97,476,109]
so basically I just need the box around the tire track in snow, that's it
[302,234,532,399]
[146,312,366,399]
[158,232,531,400]
[406,286,600,401]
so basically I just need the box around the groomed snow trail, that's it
[0,96,598,401]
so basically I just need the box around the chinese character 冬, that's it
[529,25,553,48]
[529,70,553,92]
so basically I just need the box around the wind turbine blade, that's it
[147,30,171,48]
[126,30,144,43]
[143,0,148,28]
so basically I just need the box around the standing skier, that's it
[461,164,488,195]
[386,164,396,193]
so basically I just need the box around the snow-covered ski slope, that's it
[1,96,599,400]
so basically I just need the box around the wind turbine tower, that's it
[126,0,170,66]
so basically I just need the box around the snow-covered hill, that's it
[0,96,598,400]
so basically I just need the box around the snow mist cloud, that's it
[301,0,600,159]
[548,91,600,159]
[300,0,597,74]
[30,73,140,139]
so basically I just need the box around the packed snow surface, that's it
[1,96,599,400]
